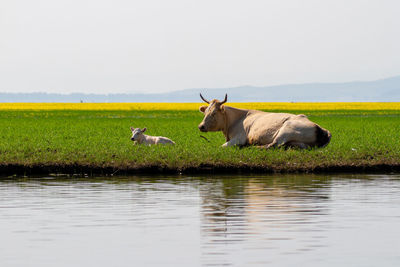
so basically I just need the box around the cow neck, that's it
[222,108,230,142]
[221,105,248,142]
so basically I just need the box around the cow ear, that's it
[220,105,225,111]
[141,127,147,133]
[199,105,207,113]
[130,127,135,131]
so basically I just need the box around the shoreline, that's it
[1,107,399,178]
[1,163,400,177]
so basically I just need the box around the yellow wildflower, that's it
[0,102,399,111]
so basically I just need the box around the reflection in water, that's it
[199,176,334,266]
[0,175,400,267]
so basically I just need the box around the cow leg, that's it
[266,120,314,149]
[265,134,289,149]
[265,122,298,149]
[264,124,291,149]
[286,142,309,149]
[222,137,246,147]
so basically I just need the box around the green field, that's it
[0,108,399,175]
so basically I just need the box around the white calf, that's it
[130,127,175,145]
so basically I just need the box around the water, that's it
[1,174,400,267]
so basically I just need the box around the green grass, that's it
[0,108,399,175]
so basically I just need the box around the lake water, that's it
[1,174,400,266]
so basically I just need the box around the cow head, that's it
[130,127,146,141]
[198,94,227,132]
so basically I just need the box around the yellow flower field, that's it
[0,102,399,111]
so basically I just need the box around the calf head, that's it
[198,94,227,132]
[130,127,147,141]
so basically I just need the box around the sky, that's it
[1,0,400,94]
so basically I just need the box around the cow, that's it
[130,127,175,145]
[198,94,331,149]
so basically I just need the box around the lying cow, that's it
[130,127,175,145]
[198,94,331,149]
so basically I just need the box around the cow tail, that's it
[315,125,331,148]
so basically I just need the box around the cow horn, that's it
[200,93,209,104]
[220,94,228,104]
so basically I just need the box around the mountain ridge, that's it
[1,75,399,102]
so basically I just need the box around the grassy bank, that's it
[0,103,399,175]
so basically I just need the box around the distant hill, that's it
[1,76,399,102]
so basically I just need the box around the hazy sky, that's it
[1,0,399,94]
